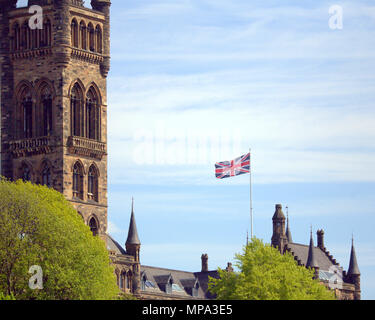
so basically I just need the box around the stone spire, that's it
[286,206,292,243]
[126,197,141,246]
[306,227,318,269]
[348,236,360,276]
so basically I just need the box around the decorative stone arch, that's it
[18,160,34,182]
[72,160,85,199]
[88,213,100,236]
[70,158,86,175]
[85,83,102,141]
[39,158,53,187]
[126,270,133,291]
[79,20,87,50]
[68,78,86,98]
[15,81,35,139]
[11,21,20,51]
[87,22,95,52]
[15,80,35,101]
[95,24,103,53]
[87,163,99,202]
[20,20,30,50]
[69,80,85,137]
[71,18,79,47]
[35,79,56,136]
[85,82,102,106]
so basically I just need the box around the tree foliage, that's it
[208,238,336,300]
[0,179,119,300]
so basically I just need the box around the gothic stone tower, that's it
[271,204,288,253]
[0,0,111,237]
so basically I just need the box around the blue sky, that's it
[105,0,375,299]
[17,0,375,299]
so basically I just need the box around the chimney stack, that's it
[317,229,325,249]
[201,254,208,272]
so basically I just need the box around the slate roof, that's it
[106,234,127,255]
[141,265,209,299]
[286,243,336,271]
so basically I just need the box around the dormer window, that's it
[192,282,199,297]
[166,278,172,294]
[141,275,146,291]
[171,283,184,293]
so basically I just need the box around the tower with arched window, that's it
[0,0,111,238]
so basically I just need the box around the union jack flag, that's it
[215,153,250,179]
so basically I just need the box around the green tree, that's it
[208,238,336,300]
[0,178,119,300]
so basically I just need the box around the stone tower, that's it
[271,204,288,253]
[0,0,111,237]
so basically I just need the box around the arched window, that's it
[21,21,30,50]
[72,162,83,199]
[12,22,20,51]
[95,25,102,53]
[20,87,33,139]
[126,272,132,291]
[30,22,38,49]
[80,21,86,50]
[88,23,95,52]
[86,87,100,140]
[42,19,51,47]
[87,165,98,202]
[41,163,52,188]
[71,83,84,137]
[71,19,78,47]
[119,272,124,290]
[22,163,31,182]
[89,217,99,236]
[40,85,53,136]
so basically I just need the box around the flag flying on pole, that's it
[215,153,250,179]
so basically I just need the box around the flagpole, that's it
[249,148,253,239]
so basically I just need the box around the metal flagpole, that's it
[249,148,253,239]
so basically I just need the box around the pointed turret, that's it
[347,236,361,300]
[306,228,319,270]
[126,198,141,246]
[286,207,292,243]
[125,198,141,295]
[348,237,360,276]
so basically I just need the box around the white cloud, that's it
[107,221,123,235]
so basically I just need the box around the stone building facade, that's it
[0,0,109,236]
[271,204,361,300]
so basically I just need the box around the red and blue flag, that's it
[215,153,250,179]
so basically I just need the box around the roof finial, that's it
[132,196,134,213]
